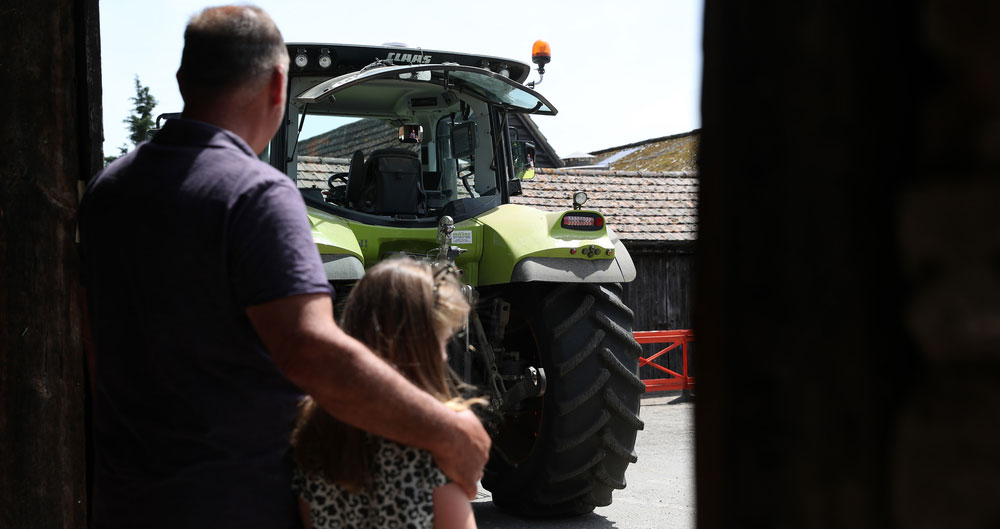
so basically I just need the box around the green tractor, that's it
[267,42,644,516]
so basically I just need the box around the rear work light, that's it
[561,212,605,231]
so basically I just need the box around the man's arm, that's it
[246,292,490,498]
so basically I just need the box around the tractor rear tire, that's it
[482,283,645,516]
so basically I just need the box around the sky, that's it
[99,0,702,158]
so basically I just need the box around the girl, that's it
[291,258,483,529]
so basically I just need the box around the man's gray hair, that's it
[177,5,288,94]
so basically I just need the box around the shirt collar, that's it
[152,118,257,158]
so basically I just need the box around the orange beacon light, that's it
[532,40,551,72]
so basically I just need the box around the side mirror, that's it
[508,178,523,196]
[512,140,536,180]
[398,124,423,143]
[451,121,478,158]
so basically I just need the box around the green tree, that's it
[105,75,158,165]
[124,76,158,145]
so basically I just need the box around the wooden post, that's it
[699,1,1000,527]
[0,0,102,526]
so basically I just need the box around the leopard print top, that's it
[292,439,447,529]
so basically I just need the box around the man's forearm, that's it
[281,324,459,454]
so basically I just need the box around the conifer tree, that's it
[105,76,157,165]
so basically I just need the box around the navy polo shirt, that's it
[79,119,331,529]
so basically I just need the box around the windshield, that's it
[288,71,506,222]
[296,64,555,114]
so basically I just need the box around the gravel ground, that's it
[472,392,695,528]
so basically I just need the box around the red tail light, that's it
[561,213,604,231]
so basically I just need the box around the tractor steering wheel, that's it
[328,173,349,189]
[326,173,349,203]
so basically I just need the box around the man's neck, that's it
[182,100,269,154]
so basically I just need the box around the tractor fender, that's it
[320,254,365,280]
[306,205,365,280]
[510,236,635,283]
[477,204,636,286]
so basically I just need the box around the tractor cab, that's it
[271,44,555,227]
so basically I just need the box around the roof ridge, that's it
[298,155,351,164]
[536,168,698,178]
[588,129,701,156]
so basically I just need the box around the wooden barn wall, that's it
[620,242,695,381]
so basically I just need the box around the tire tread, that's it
[599,347,646,392]
[557,369,610,416]
[585,284,635,320]
[548,450,606,483]
[554,409,610,453]
[552,294,594,338]
[603,388,645,430]
[601,429,639,463]
[593,463,627,490]
[556,329,604,376]
[594,310,643,356]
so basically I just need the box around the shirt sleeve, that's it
[228,175,333,307]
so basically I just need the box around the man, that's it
[78,6,489,528]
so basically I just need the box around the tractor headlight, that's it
[294,49,308,68]
[318,48,332,68]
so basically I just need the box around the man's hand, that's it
[432,410,491,499]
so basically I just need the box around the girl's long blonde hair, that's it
[291,257,483,491]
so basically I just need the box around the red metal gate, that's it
[633,329,695,393]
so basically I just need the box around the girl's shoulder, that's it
[293,439,448,529]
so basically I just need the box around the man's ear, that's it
[176,70,187,100]
[269,65,287,108]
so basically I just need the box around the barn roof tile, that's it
[513,168,698,241]
[293,159,699,242]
